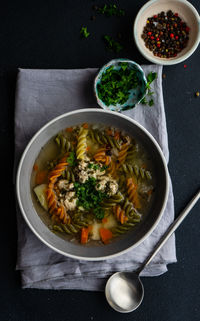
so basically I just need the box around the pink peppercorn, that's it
[175,36,179,40]
[156,37,160,41]
[150,36,154,40]
[148,32,152,36]
[174,13,178,17]
[170,33,174,38]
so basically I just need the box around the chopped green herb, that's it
[148,99,154,106]
[74,178,107,218]
[88,163,100,170]
[103,35,123,53]
[94,207,105,219]
[101,165,108,171]
[80,26,90,38]
[67,152,76,166]
[97,62,140,106]
[95,4,125,17]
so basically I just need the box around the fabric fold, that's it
[15,65,176,290]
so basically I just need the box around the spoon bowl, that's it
[105,272,144,313]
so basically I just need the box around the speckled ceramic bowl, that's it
[94,59,147,111]
[16,109,169,261]
[134,0,200,65]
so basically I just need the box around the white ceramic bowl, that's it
[133,0,200,65]
[16,109,169,261]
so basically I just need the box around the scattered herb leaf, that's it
[140,72,157,107]
[147,72,157,86]
[103,35,123,53]
[80,26,90,38]
[148,99,154,107]
[95,4,125,17]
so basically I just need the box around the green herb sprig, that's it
[141,72,157,106]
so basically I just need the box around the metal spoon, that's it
[105,189,200,313]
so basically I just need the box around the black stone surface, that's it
[1,1,200,320]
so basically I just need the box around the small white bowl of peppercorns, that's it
[133,0,200,65]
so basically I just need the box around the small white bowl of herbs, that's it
[94,59,157,111]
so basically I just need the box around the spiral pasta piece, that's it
[46,154,71,224]
[120,164,152,180]
[89,129,121,149]
[55,134,74,152]
[76,127,88,160]
[101,192,124,209]
[62,168,75,182]
[122,198,141,222]
[108,159,116,176]
[127,177,137,202]
[113,205,128,224]
[111,222,136,236]
[127,177,141,209]
[93,148,111,165]
[117,142,129,168]
[125,144,139,163]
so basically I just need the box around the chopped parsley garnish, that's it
[93,207,105,219]
[67,152,76,166]
[140,72,157,107]
[96,4,125,17]
[97,62,140,106]
[101,165,108,171]
[80,26,90,38]
[74,177,107,219]
[148,99,154,107]
[88,163,100,170]
[103,35,123,53]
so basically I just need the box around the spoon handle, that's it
[137,189,200,275]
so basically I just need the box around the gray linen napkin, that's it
[15,65,177,290]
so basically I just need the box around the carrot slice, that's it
[86,146,91,151]
[106,129,113,136]
[35,170,48,185]
[33,164,38,171]
[102,217,108,224]
[65,127,73,132]
[83,123,89,129]
[99,228,113,244]
[114,131,120,140]
[81,227,89,244]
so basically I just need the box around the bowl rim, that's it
[133,0,200,65]
[16,108,169,261]
[94,58,147,111]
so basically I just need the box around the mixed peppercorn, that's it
[141,10,190,58]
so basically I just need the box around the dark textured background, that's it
[1,0,200,320]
